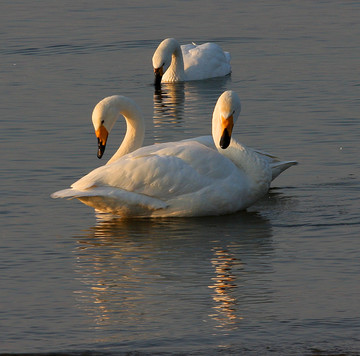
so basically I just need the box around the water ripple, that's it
[1,39,160,56]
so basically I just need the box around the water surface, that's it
[1,1,360,355]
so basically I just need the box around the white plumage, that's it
[52,91,297,218]
[152,38,231,84]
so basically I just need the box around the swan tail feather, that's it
[51,188,80,199]
[270,161,298,181]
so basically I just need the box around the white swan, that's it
[152,38,231,85]
[52,91,297,218]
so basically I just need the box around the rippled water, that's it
[1,1,360,355]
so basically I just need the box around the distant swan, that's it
[52,91,297,217]
[152,38,231,85]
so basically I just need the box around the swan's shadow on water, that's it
[72,209,276,332]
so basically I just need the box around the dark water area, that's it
[1,1,360,355]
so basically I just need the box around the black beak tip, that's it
[219,129,231,149]
[154,73,162,87]
[97,139,106,158]
[220,143,228,150]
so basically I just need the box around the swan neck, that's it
[166,42,185,81]
[106,100,145,165]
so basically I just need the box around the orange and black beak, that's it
[154,66,164,86]
[219,114,234,149]
[95,125,108,158]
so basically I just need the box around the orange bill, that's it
[95,125,109,158]
[219,114,234,149]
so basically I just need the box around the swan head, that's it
[212,90,242,150]
[92,96,121,158]
[152,38,176,85]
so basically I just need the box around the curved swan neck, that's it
[169,45,185,81]
[211,90,270,188]
[98,96,145,165]
[163,39,186,82]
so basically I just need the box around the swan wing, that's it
[182,135,214,148]
[181,42,231,80]
[73,141,239,196]
[54,140,254,217]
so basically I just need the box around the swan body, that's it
[52,91,297,218]
[152,38,231,85]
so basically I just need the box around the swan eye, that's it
[101,120,105,124]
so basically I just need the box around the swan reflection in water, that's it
[208,246,242,328]
[72,206,278,333]
[153,76,231,143]
[153,82,185,127]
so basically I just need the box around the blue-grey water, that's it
[1,1,360,355]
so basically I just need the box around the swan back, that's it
[181,42,231,80]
